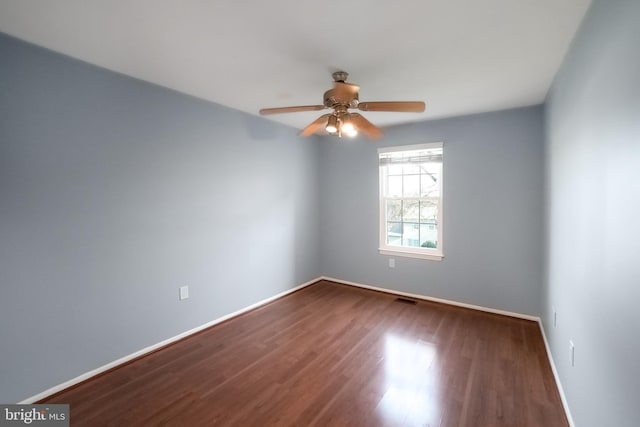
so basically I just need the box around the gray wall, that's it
[319,106,545,316]
[11,3,637,417]
[544,0,640,426]
[0,34,320,403]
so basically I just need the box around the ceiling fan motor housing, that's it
[259,70,425,139]
[323,89,359,109]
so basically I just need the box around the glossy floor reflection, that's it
[43,281,568,426]
[377,335,440,426]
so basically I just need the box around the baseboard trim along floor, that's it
[20,277,319,404]
[321,276,540,321]
[320,276,574,427]
[21,275,573,426]
[538,320,576,427]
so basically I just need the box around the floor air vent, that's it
[394,297,418,305]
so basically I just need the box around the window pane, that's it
[403,174,420,197]
[403,200,419,222]
[386,222,403,246]
[423,163,441,175]
[420,224,438,248]
[420,173,439,197]
[402,223,420,247]
[387,175,402,197]
[379,144,443,257]
[419,201,438,223]
[386,200,402,221]
[403,164,420,174]
[388,164,403,175]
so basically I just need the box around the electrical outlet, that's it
[553,309,557,327]
[389,258,395,268]
[179,286,189,301]
[569,340,575,367]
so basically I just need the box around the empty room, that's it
[1,1,638,426]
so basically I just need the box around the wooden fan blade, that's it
[299,114,331,137]
[358,101,425,112]
[350,113,383,139]
[333,82,360,101]
[259,105,325,115]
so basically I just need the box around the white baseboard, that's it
[19,277,320,404]
[538,321,575,427]
[321,276,540,321]
[21,274,573,427]
[320,276,574,425]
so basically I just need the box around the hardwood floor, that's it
[41,280,568,426]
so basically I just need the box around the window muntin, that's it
[379,143,443,260]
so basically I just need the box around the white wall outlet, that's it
[389,258,395,268]
[179,286,189,301]
[553,308,557,327]
[569,340,575,367]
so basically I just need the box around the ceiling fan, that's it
[259,71,425,139]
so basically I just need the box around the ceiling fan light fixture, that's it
[326,115,339,133]
[259,70,424,139]
[344,127,358,138]
[341,115,357,137]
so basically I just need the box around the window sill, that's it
[379,248,444,261]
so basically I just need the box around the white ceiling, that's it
[0,0,591,130]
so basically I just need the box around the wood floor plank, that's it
[41,280,568,426]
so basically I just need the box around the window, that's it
[379,143,443,260]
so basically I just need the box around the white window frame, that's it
[378,142,444,261]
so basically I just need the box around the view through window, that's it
[379,143,443,260]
